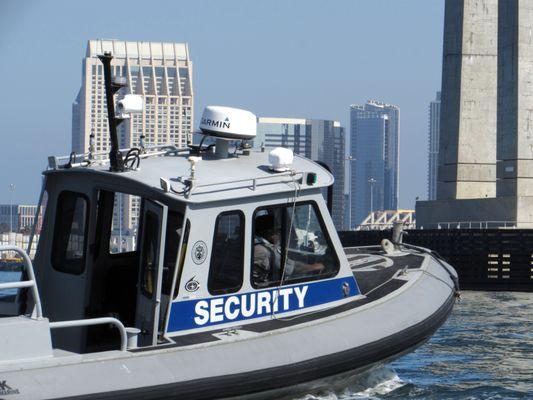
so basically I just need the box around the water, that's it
[293,291,533,400]
[0,270,21,297]
[0,271,531,399]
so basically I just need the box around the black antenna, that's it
[98,51,127,172]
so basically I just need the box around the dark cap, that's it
[255,214,277,237]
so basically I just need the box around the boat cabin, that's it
[6,56,361,352]
[31,139,359,352]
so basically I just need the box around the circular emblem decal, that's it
[192,241,208,264]
[185,276,200,292]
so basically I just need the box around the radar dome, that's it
[199,106,257,140]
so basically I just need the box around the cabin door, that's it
[135,199,168,347]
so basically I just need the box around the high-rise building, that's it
[72,39,193,234]
[255,118,345,230]
[349,100,400,228]
[427,92,441,200]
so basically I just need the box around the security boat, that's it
[0,53,459,400]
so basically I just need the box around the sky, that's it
[0,0,444,207]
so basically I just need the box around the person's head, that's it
[255,214,280,244]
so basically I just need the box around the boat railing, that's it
[49,317,128,351]
[186,170,305,198]
[48,144,189,170]
[0,246,131,351]
[0,245,43,319]
[431,221,519,229]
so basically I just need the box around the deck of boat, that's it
[344,246,425,295]
[128,247,427,351]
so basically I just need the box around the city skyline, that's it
[0,1,444,208]
[72,39,193,234]
[256,117,345,229]
[349,101,400,227]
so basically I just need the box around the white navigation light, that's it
[269,147,294,172]
[199,106,256,140]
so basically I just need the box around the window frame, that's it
[250,200,340,289]
[172,219,190,300]
[207,210,246,296]
[51,190,90,275]
[139,209,160,299]
[161,210,185,296]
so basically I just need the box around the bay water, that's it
[1,271,531,399]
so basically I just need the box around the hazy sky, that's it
[0,0,444,207]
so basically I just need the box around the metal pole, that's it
[0,245,43,319]
[368,177,376,214]
[98,52,125,172]
[346,155,354,230]
[27,176,46,256]
[119,194,122,251]
[9,184,15,244]
[49,317,128,351]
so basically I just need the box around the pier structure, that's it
[418,0,533,229]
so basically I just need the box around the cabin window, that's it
[252,202,339,288]
[208,211,245,295]
[109,193,141,254]
[51,191,89,275]
[140,210,159,297]
[162,210,184,296]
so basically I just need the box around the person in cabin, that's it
[253,214,324,286]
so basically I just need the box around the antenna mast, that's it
[98,51,126,172]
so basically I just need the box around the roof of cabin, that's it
[44,149,333,204]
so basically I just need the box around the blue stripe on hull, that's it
[167,276,359,332]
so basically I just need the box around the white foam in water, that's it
[342,367,405,399]
[347,367,405,398]
[292,367,405,400]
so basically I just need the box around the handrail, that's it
[48,144,188,170]
[0,281,36,290]
[49,317,128,352]
[180,170,305,198]
[429,220,522,229]
[0,245,43,319]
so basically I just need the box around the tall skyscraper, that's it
[427,92,441,200]
[349,100,400,228]
[72,39,193,236]
[256,118,345,230]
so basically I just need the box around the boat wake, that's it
[291,367,405,400]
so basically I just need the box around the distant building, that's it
[0,233,40,258]
[255,118,346,230]
[427,92,441,200]
[349,100,400,228]
[0,205,42,233]
[72,39,193,234]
